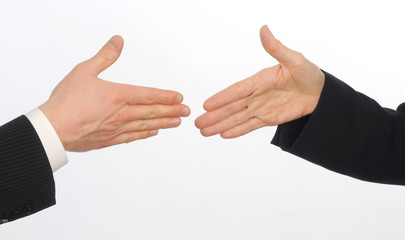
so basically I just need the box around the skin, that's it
[40,35,190,152]
[195,25,325,138]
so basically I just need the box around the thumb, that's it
[260,25,300,66]
[86,35,124,76]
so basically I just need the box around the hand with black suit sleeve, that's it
[196,25,405,185]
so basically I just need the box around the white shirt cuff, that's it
[25,108,68,172]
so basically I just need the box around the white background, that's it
[1,0,405,239]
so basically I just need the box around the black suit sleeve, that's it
[0,116,55,225]
[272,71,405,185]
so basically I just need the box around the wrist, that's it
[39,102,68,151]
[304,69,325,116]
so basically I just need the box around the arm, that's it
[1,35,191,224]
[195,25,405,185]
[272,71,405,185]
[0,116,55,224]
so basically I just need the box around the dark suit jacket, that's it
[0,116,55,224]
[1,72,404,225]
[272,71,405,185]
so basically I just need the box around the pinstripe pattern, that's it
[0,116,55,224]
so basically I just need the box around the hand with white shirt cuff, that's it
[37,35,190,163]
[0,36,190,225]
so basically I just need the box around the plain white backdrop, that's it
[1,0,405,239]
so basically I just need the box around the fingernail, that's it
[180,107,190,117]
[175,95,183,104]
[150,130,158,136]
[108,35,121,50]
[170,118,181,127]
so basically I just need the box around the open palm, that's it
[40,36,190,151]
[195,25,325,138]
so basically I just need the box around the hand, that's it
[195,25,325,138]
[40,36,190,152]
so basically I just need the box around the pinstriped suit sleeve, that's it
[0,115,55,224]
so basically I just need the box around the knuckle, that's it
[98,48,115,62]
[260,67,273,76]
[166,119,172,128]
[164,94,174,104]
[268,40,281,53]
[138,122,148,131]
[142,131,151,139]
[274,40,282,50]
[124,133,132,143]
[247,118,255,128]
[269,40,283,55]
[201,128,211,137]
[296,52,305,58]
[203,115,215,126]
[98,141,110,149]
[104,115,126,131]
[110,92,127,105]
[73,61,89,72]
[235,82,244,98]
[108,116,123,127]
[237,125,244,136]
[114,111,129,124]
[295,52,307,65]
[144,90,159,104]
[147,108,157,118]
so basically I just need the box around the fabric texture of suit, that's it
[0,116,55,224]
[272,71,405,185]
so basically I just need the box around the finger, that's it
[195,97,248,129]
[203,77,255,112]
[123,85,184,105]
[200,107,251,137]
[119,104,190,123]
[220,117,265,139]
[85,35,124,76]
[100,130,158,148]
[120,117,182,133]
[260,25,300,66]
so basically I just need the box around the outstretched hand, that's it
[195,25,325,138]
[40,36,190,152]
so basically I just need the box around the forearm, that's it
[0,116,56,224]
[272,71,405,185]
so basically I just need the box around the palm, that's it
[195,26,325,138]
[40,36,190,151]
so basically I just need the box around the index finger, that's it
[203,77,255,111]
[123,84,183,105]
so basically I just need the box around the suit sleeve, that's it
[0,116,55,225]
[271,71,405,185]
